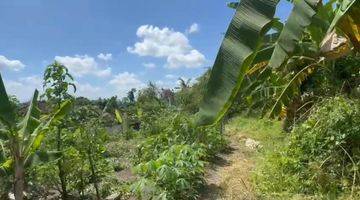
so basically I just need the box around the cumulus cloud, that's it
[167,50,205,69]
[186,23,199,34]
[127,25,205,69]
[55,55,111,78]
[143,62,156,69]
[4,75,43,102]
[97,53,112,61]
[109,72,145,96]
[0,55,25,71]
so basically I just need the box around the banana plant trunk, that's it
[13,141,24,200]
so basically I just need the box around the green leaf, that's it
[269,0,321,69]
[0,159,13,176]
[0,74,16,127]
[0,129,9,140]
[18,90,41,137]
[269,58,323,118]
[326,0,357,34]
[25,151,62,167]
[196,0,279,125]
[227,2,239,9]
[23,100,72,157]
[51,100,73,123]
[115,109,123,124]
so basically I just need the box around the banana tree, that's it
[0,74,72,200]
[196,0,360,126]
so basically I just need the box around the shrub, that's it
[132,110,227,199]
[132,144,206,200]
[254,97,360,198]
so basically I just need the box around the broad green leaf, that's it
[326,0,357,34]
[0,74,15,127]
[18,90,41,137]
[269,0,320,69]
[269,58,324,118]
[196,0,279,125]
[23,100,72,157]
[337,0,360,51]
[0,159,13,176]
[115,109,123,124]
[51,100,73,123]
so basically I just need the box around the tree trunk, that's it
[56,127,68,200]
[13,144,24,200]
[88,150,100,200]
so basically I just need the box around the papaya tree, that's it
[0,73,72,200]
[196,0,360,126]
[42,61,76,199]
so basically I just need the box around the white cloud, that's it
[143,62,156,69]
[4,75,43,102]
[0,55,25,71]
[55,55,111,78]
[97,53,112,61]
[165,74,177,79]
[167,49,205,69]
[127,25,205,68]
[109,72,145,96]
[186,23,199,34]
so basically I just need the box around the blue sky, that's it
[0,0,291,101]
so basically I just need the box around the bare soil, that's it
[199,128,258,200]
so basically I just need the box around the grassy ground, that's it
[200,116,285,200]
[201,116,359,200]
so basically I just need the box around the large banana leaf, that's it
[0,74,15,128]
[269,0,321,69]
[18,90,41,137]
[23,100,73,158]
[195,0,279,125]
[337,0,360,51]
[269,57,324,118]
[326,0,357,34]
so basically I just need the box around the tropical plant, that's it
[0,74,72,200]
[254,97,360,198]
[132,144,206,200]
[70,105,110,199]
[42,61,76,199]
[196,0,360,126]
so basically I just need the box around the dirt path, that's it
[200,129,257,200]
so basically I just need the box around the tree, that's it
[0,73,72,200]
[43,61,76,199]
[127,88,136,103]
[196,0,360,126]
[70,105,109,199]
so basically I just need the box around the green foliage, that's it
[196,0,278,125]
[254,97,360,198]
[43,61,76,103]
[132,144,205,200]
[175,70,210,114]
[132,109,227,199]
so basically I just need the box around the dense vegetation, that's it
[1,0,359,199]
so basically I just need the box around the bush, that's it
[135,111,227,163]
[254,97,360,198]
[132,144,205,200]
[132,110,227,199]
